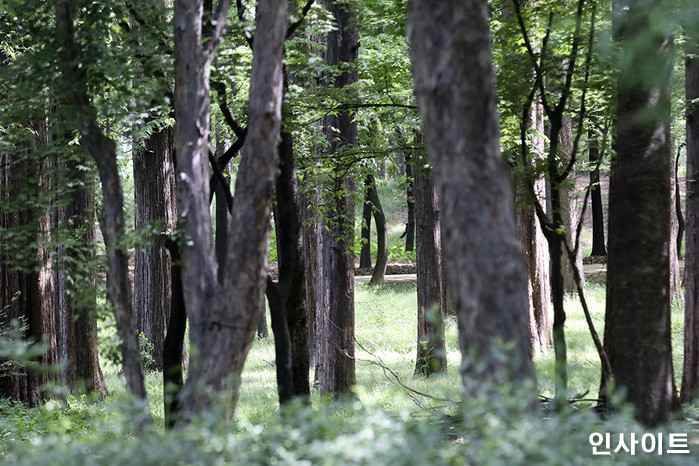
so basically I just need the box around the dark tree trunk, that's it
[367,176,388,285]
[133,126,176,371]
[175,0,287,419]
[314,0,358,396]
[55,3,148,411]
[603,0,677,426]
[53,155,107,396]
[266,121,310,404]
[359,181,372,269]
[408,0,534,390]
[163,240,186,428]
[588,131,607,256]
[681,24,699,404]
[405,154,415,252]
[0,153,48,407]
[414,165,446,375]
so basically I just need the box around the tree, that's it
[133,125,176,371]
[366,175,388,285]
[588,128,607,256]
[54,2,149,413]
[314,0,359,396]
[408,0,534,389]
[53,154,107,396]
[174,0,287,418]
[681,12,699,404]
[602,0,678,426]
[0,147,57,406]
[414,163,446,375]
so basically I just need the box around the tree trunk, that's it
[266,122,310,403]
[559,115,585,294]
[588,130,607,256]
[175,0,287,419]
[603,0,677,426]
[414,164,446,375]
[53,155,107,396]
[517,97,552,352]
[133,125,176,371]
[359,181,372,269]
[54,2,148,410]
[405,153,416,252]
[408,0,534,390]
[0,153,48,407]
[368,177,388,285]
[314,0,359,396]
[681,24,699,404]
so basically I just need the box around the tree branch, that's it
[286,0,316,38]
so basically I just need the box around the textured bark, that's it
[408,0,534,388]
[603,0,676,426]
[682,27,699,403]
[133,126,176,371]
[559,115,585,294]
[53,156,107,396]
[0,152,52,406]
[517,99,552,352]
[367,177,388,285]
[414,165,446,375]
[55,3,148,410]
[175,0,286,419]
[314,0,358,396]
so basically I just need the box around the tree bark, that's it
[53,155,107,396]
[133,125,176,371]
[314,0,359,396]
[408,0,534,390]
[0,152,52,407]
[681,23,699,404]
[54,2,148,410]
[603,0,677,426]
[266,123,310,403]
[414,164,446,375]
[559,115,585,294]
[367,177,388,285]
[175,0,286,419]
[517,97,552,352]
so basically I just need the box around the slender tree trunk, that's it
[559,115,585,294]
[266,120,310,403]
[681,24,699,403]
[368,177,388,285]
[414,165,446,375]
[603,0,677,426]
[588,130,607,256]
[359,181,372,269]
[517,97,552,352]
[408,0,534,390]
[54,3,148,410]
[405,154,416,252]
